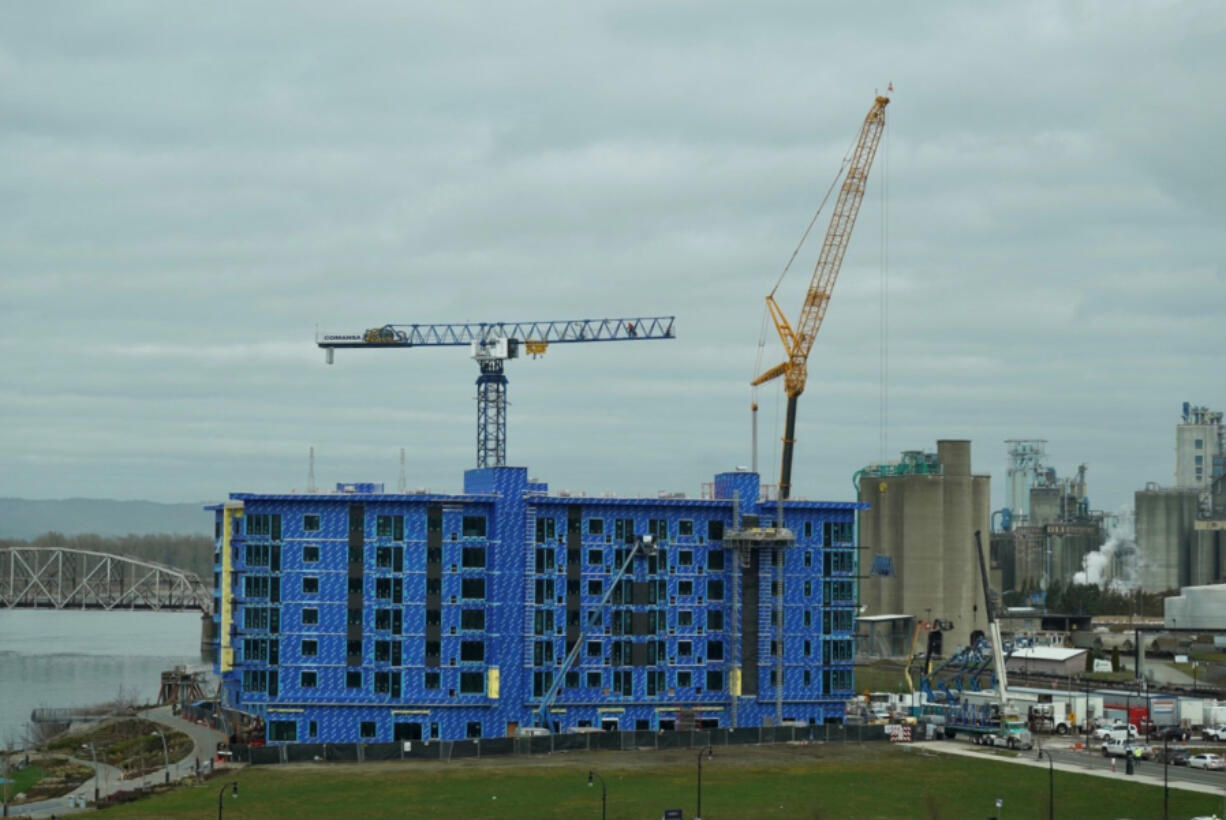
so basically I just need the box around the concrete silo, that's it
[857,440,992,648]
[1135,486,1199,591]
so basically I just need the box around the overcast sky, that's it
[1,2,1222,515]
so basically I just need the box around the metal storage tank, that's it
[857,440,992,648]
[1164,583,1226,630]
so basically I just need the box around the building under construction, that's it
[210,468,863,743]
[208,92,890,745]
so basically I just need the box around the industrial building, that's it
[1136,404,1226,591]
[1004,646,1088,678]
[992,440,1109,596]
[210,466,864,743]
[856,440,991,648]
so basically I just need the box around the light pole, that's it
[1163,735,1169,820]
[696,746,713,820]
[217,780,238,820]
[583,769,603,818]
[82,743,99,804]
[151,728,170,784]
[1083,676,1091,753]
[1037,746,1053,820]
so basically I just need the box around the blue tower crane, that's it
[318,316,676,468]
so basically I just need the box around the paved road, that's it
[923,739,1226,798]
[1047,745,1226,790]
[9,704,228,818]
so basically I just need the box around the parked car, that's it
[1201,725,1226,741]
[1158,726,1190,742]
[1188,753,1225,771]
[1165,749,1191,767]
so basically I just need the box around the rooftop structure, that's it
[1176,403,1224,491]
[1004,439,1048,526]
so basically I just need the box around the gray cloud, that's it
[1,2,1222,515]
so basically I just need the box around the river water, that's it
[0,609,208,747]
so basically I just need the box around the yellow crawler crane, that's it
[752,94,888,499]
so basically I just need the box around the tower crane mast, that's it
[752,94,888,499]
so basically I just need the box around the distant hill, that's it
[0,498,212,540]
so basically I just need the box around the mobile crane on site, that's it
[933,532,1032,749]
[751,93,888,499]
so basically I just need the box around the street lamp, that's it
[81,743,99,804]
[696,746,713,820]
[583,769,603,818]
[217,781,238,820]
[1163,735,1169,820]
[1037,746,1053,820]
[151,728,170,784]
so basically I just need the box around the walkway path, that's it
[8,705,228,818]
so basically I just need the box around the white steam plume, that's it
[1073,508,1141,591]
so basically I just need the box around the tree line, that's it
[0,532,214,579]
[1004,576,1171,616]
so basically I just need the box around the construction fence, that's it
[230,722,891,766]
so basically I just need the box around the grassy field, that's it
[853,662,910,693]
[4,763,48,799]
[80,743,1222,819]
[4,758,94,805]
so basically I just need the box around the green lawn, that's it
[3,763,49,799]
[80,744,1223,820]
[853,662,911,693]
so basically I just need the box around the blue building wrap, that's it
[210,467,865,743]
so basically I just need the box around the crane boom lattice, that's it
[752,94,889,499]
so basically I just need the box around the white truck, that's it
[1027,702,1076,735]
[1103,736,1152,759]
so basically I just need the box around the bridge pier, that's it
[200,613,218,663]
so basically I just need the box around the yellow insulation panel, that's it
[219,503,242,673]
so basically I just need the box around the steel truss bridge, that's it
[0,547,213,615]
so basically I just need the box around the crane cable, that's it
[879,104,890,462]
